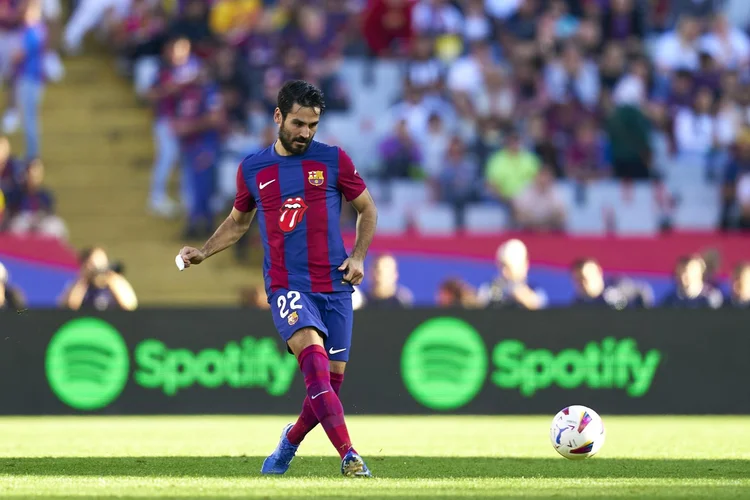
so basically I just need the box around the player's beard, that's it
[279,123,312,155]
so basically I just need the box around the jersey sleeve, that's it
[337,147,367,202]
[233,163,256,212]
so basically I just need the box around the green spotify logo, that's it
[45,318,130,411]
[401,317,489,411]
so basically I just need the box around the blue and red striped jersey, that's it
[234,140,367,296]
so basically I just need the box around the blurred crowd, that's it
[333,239,748,309]
[0,0,67,239]
[74,0,750,237]
[0,245,138,311]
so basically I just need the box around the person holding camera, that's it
[58,246,138,311]
[0,261,26,311]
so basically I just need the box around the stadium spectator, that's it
[600,0,644,50]
[420,113,450,178]
[511,165,566,232]
[167,0,215,59]
[172,66,225,238]
[477,239,547,309]
[736,168,750,230]
[564,119,609,180]
[721,127,750,230]
[669,0,723,24]
[13,0,47,159]
[605,101,652,179]
[485,128,540,202]
[59,246,138,311]
[674,86,717,158]
[378,118,422,180]
[4,159,67,238]
[360,254,413,308]
[0,0,23,134]
[146,34,201,217]
[433,135,479,227]
[568,257,654,309]
[361,0,414,58]
[661,254,723,308]
[436,277,478,308]
[570,258,615,308]
[527,114,561,178]
[209,0,261,44]
[653,16,702,73]
[64,0,132,55]
[473,67,515,122]
[544,41,600,110]
[0,136,22,194]
[0,260,25,311]
[699,14,750,71]
[728,261,750,308]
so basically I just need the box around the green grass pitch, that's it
[0,416,748,499]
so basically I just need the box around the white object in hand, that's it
[175,254,185,271]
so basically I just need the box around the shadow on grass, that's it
[0,457,748,480]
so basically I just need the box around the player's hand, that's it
[338,257,364,286]
[179,246,206,268]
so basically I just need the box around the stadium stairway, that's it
[4,53,262,306]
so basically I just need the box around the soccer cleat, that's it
[261,423,299,475]
[341,449,372,477]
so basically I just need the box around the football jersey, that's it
[234,140,367,296]
[174,83,222,151]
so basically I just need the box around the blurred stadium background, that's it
[0,0,749,311]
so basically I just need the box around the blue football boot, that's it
[261,423,299,475]
[341,449,373,477]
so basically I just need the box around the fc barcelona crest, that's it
[288,311,299,326]
[308,170,325,187]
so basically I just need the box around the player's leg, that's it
[286,291,352,446]
[261,289,328,475]
[285,360,344,447]
[321,292,371,478]
[286,328,355,460]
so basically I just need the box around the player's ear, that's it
[273,108,282,126]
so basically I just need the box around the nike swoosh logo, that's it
[311,390,329,400]
[259,179,276,190]
[329,348,347,355]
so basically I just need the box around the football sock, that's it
[287,371,344,446]
[296,345,353,458]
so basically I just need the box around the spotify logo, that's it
[45,318,130,411]
[401,317,488,411]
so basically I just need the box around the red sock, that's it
[287,372,344,445]
[296,345,352,458]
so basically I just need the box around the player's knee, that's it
[329,361,346,374]
[287,327,325,357]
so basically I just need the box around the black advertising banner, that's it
[1,309,749,415]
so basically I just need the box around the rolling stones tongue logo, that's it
[279,197,308,233]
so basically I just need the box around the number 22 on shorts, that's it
[277,291,302,319]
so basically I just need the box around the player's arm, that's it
[349,190,377,262]
[336,149,377,285]
[179,166,256,267]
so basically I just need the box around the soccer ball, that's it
[549,405,605,460]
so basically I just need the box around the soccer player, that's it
[177,80,377,477]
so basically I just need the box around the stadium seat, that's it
[390,180,431,209]
[672,203,721,230]
[375,204,408,234]
[464,204,509,233]
[413,204,457,235]
[612,182,660,236]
